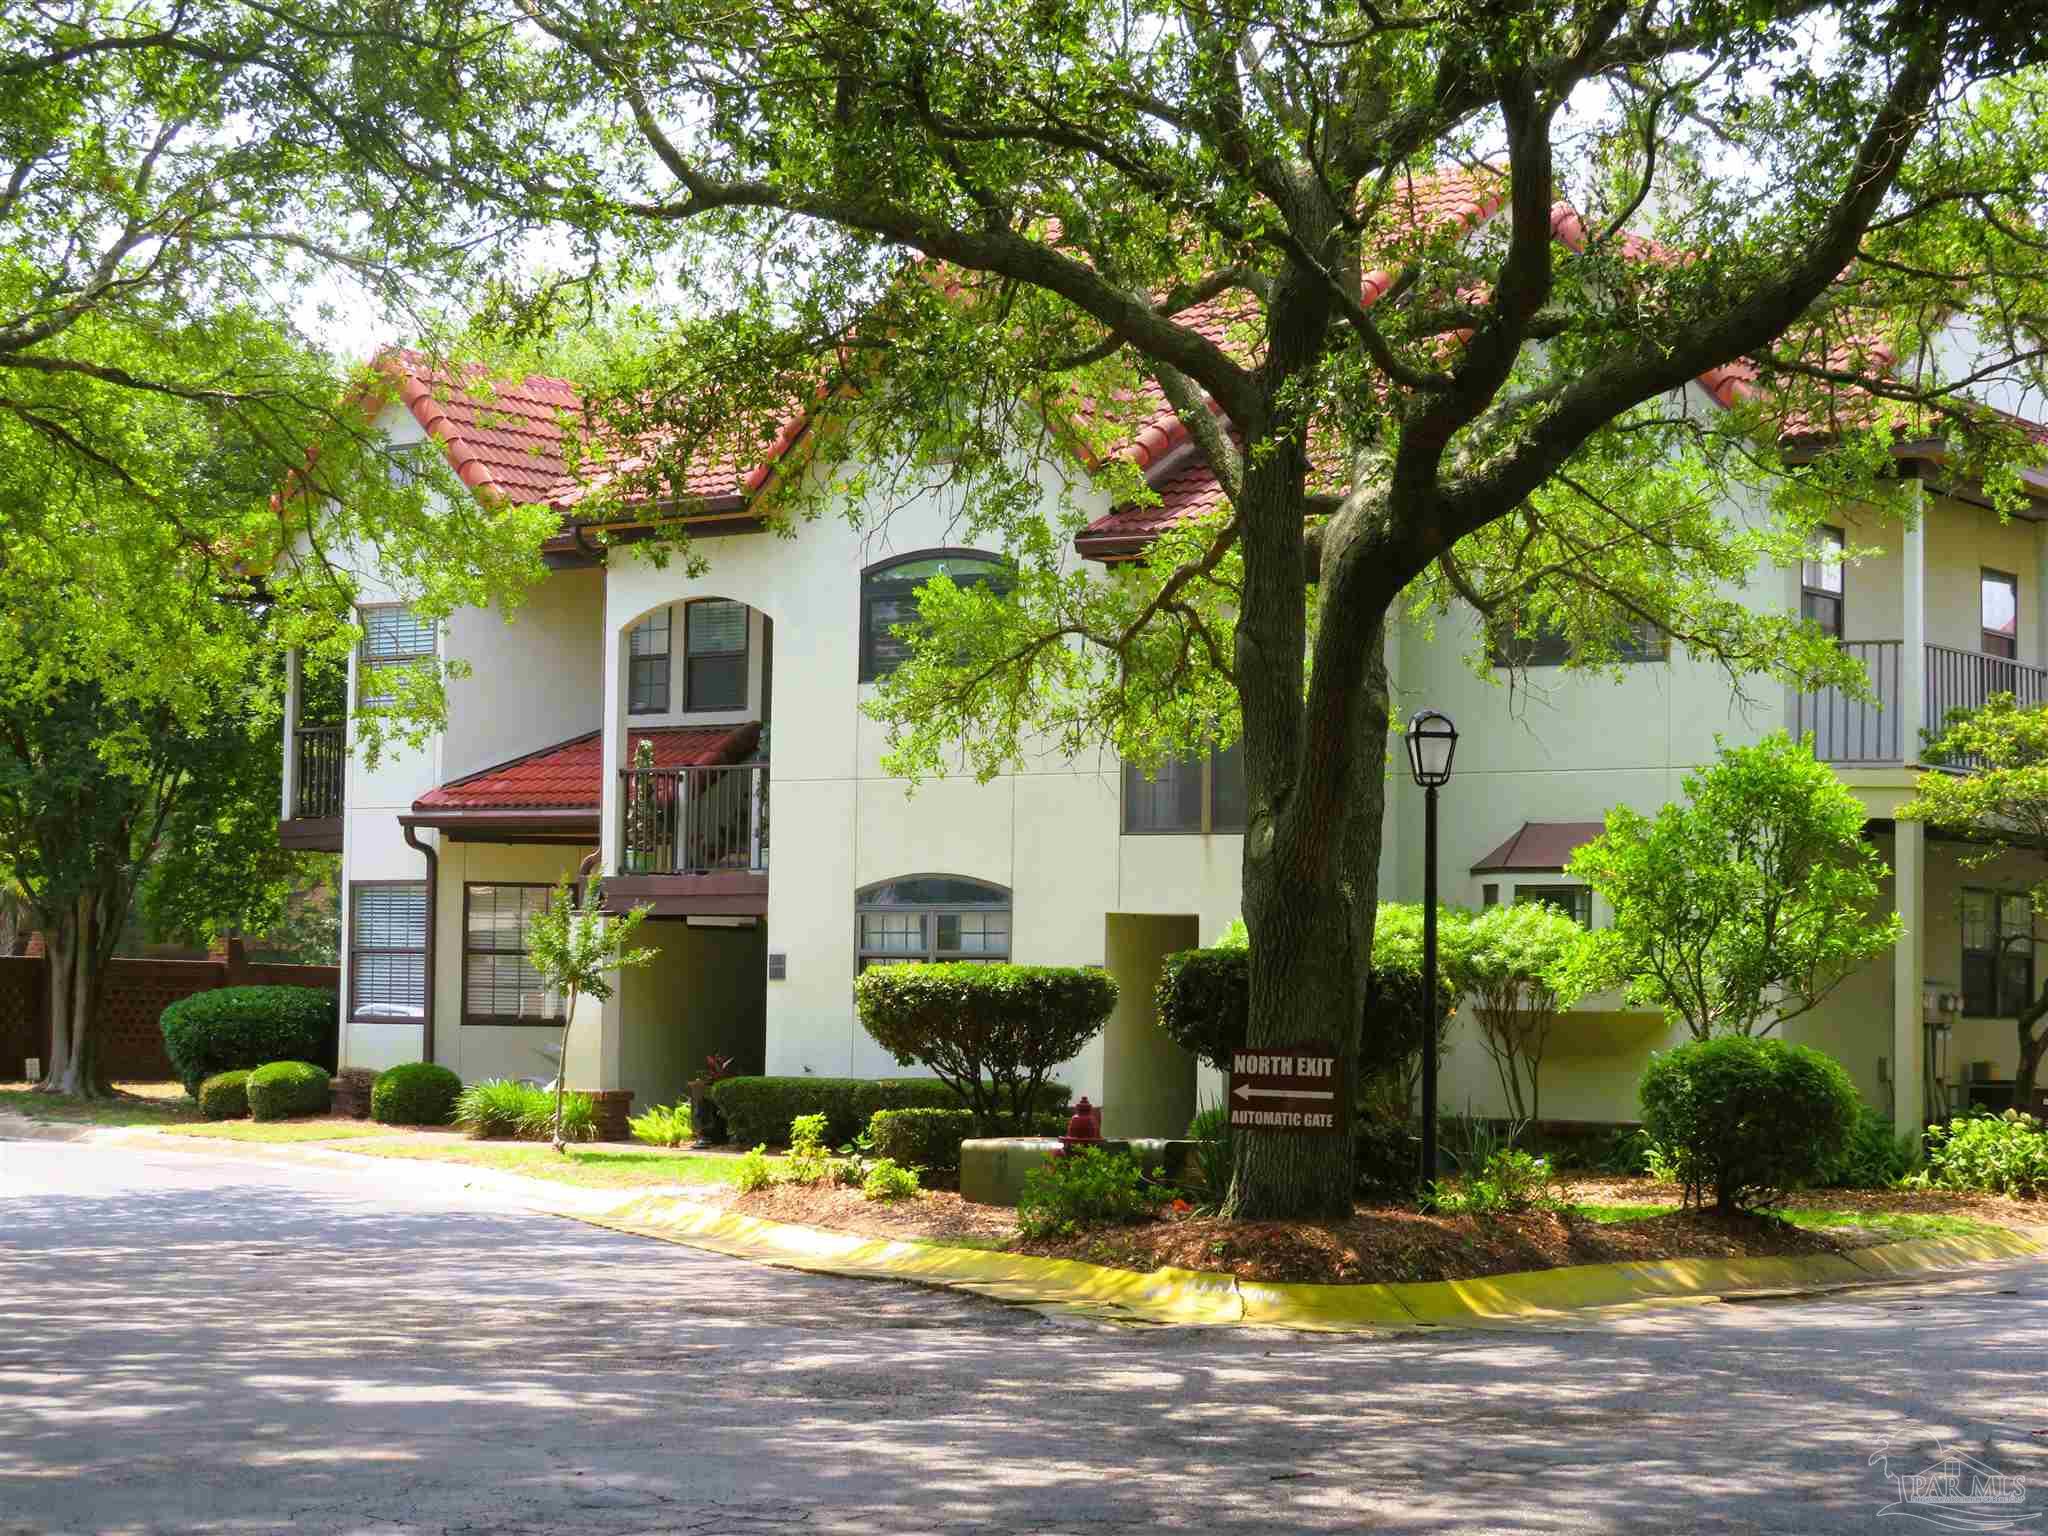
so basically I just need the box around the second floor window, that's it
[1962,888,2034,1017]
[358,606,436,709]
[1983,569,2019,660]
[1802,526,1845,639]
[1123,743,1247,834]
[1489,613,1666,668]
[627,609,671,714]
[685,599,749,711]
[860,550,1010,681]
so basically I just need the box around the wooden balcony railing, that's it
[292,725,345,820]
[1925,643,2048,728]
[619,763,768,876]
[1790,640,1903,764]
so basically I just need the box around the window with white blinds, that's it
[349,883,427,1021]
[358,605,437,707]
[463,884,563,1025]
[684,598,749,711]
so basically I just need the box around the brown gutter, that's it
[400,820,438,1066]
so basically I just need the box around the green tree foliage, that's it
[1568,734,1901,1040]
[1900,695,2048,1112]
[378,0,2048,1217]
[1457,902,1592,1128]
[524,876,654,1149]
[855,963,1117,1134]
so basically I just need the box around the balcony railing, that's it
[1791,641,2048,764]
[1790,640,1903,764]
[619,762,768,876]
[292,725,345,820]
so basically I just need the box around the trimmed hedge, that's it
[161,986,339,1097]
[246,1061,332,1121]
[197,1070,252,1121]
[1639,1035,1858,1211]
[709,1075,1072,1148]
[372,1062,463,1126]
[868,1106,1068,1174]
[854,963,1116,1133]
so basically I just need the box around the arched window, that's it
[859,549,1010,682]
[855,876,1011,972]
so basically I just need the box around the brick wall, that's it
[0,944,340,1082]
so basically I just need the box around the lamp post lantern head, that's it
[1406,709,1459,789]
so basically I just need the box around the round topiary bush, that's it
[245,1060,333,1121]
[197,1070,253,1121]
[855,963,1117,1134]
[372,1062,463,1126]
[1639,1035,1859,1212]
[160,986,339,1097]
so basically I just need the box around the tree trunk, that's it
[552,985,578,1152]
[37,909,75,1094]
[2016,1004,2047,1118]
[65,894,105,1097]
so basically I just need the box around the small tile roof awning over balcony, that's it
[1470,821,1606,875]
[403,722,761,839]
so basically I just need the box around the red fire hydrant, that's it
[1060,1096,1102,1155]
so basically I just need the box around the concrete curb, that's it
[580,1194,2046,1331]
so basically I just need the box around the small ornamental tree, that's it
[1459,902,1591,1128]
[855,963,1117,1135]
[1567,733,1901,1040]
[1900,694,2048,1112]
[524,876,654,1151]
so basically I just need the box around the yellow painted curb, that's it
[579,1195,2043,1332]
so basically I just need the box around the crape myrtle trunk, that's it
[37,891,109,1098]
[1220,266,1391,1218]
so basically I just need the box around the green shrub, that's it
[245,1061,332,1121]
[519,1090,597,1144]
[197,1070,252,1121]
[453,1078,536,1139]
[855,964,1116,1133]
[1819,1107,1917,1189]
[734,1145,774,1192]
[785,1113,832,1183]
[1186,1103,1231,1197]
[1355,1107,1416,1199]
[862,1158,921,1201]
[867,1106,1067,1174]
[371,1062,462,1126]
[451,1079,595,1141]
[1638,1036,1859,1211]
[1917,1111,2048,1197]
[1156,906,1456,1092]
[710,1075,1071,1149]
[1017,1147,1166,1238]
[160,986,338,1096]
[1430,1148,1558,1215]
[628,1101,694,1147]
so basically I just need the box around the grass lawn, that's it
[1570,1201,1999,1240]
[0,1081,199,1128]
[159,1120,395,1144]
[342,1139,783,1189]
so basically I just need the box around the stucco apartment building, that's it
[289,341,2048,1142]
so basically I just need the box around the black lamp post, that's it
[1405,708,1458,1189]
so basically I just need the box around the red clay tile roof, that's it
[380,351,581,505]
[412,723,762,814]
[1470,821,1607,874]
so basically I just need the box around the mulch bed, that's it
[1559,1175,2043,1229]
[708,1176,1990,1287]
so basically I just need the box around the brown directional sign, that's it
[1228,1039,1345,1134]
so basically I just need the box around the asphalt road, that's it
[3,1133,2046,1536]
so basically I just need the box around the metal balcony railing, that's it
[292,725,345,820]
[619,762,768,875]
[1791,641,2048,765]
